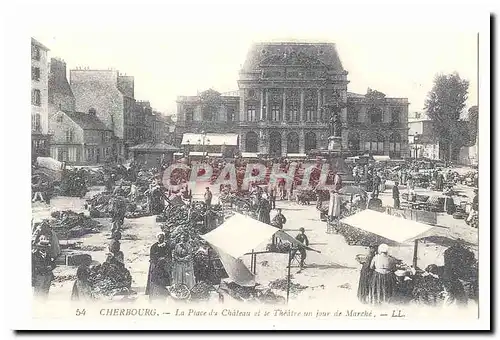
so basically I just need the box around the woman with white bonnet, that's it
[369,243,397,305]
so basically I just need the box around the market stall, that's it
[201,213,321,302]
[340,209,470,268]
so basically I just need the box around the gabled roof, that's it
[63,111,111,131]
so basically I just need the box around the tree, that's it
[467,105,478,144]
[424,73,469,161]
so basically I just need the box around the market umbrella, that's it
[338,186,367,197]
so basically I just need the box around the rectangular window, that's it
[271,105,280,121]
[305,107,316,122]
[247,105,256,121]
[32,114,41,132]
[288,106,299,122]
[31,89,41,106]
[31,67,40,81]
[66,129,74,143]
[185,108,194,122]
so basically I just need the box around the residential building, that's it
[31,38,50,158]
[176,42,409,158]
[69,68,137,158]
[408,119,439,159]
[176,89,239,146]
[48,58,75,114]
[49,109,114,165]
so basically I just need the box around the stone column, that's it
[282,89,287,122]
[300,89,305,122]
[239,89,245,121]
[265,90,269,122]
[317,89,322,121]
[282,133,287,156]
[299,130,305,154]
[260,89,265,121]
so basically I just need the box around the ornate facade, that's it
[176,42,410,158]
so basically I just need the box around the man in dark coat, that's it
[291,227,309,270]
[257,198,271,225]
[271,208,287,246]
[392,181,400,209]
[204,187,213,207]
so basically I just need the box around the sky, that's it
[29,2,479,116]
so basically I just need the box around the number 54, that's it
[76,309,86,316]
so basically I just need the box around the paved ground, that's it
[31,176,478,315]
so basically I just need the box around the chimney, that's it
[89,108,96,116]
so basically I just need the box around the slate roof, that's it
[64,111,111,131]
[241,42,344,72]
[129,142,179,152]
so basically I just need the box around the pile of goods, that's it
[219,282,285,304]
[411,271,446,306]
[168,284,191,300]
[160,202,225,243]
[87,193,113,218]
[266,241,292,253]
[189,281,216,301]
[335,222,390,247]
[58,169,89,197]
[269,278,308,295]
[50,210,102,239]
[88,261,133,299]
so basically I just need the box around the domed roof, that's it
[241,42,345,72]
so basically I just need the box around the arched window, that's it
[365,133,384,155]
[305,132,317,152]
[269,131,282,157]
[245,131,258,153]
[369,107,383,124]
[348,131,360,152]
[202,106,213,121]
[389,132,402,158]
[287,132,299,154]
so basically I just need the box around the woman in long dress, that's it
[369,244,397,305]
[149,257,171,301]
[171,234,196,289]
[146,232,171,296]
[357,246,377,304]
[71,264,94,301]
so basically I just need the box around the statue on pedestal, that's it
[329,112,342,138]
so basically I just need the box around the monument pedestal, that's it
[328,136,342,152]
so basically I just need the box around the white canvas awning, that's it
[373,155,391,162]
[207,153,222,157]
[340,209,438,244]
[181,133,239,146]
[241,152,258,158]
[287,153,307,158]
[202,213,279,258]
[189,151,207,156]
[201,213,320,286]
[173,152,184,156]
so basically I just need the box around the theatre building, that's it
[176,42,409,158]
